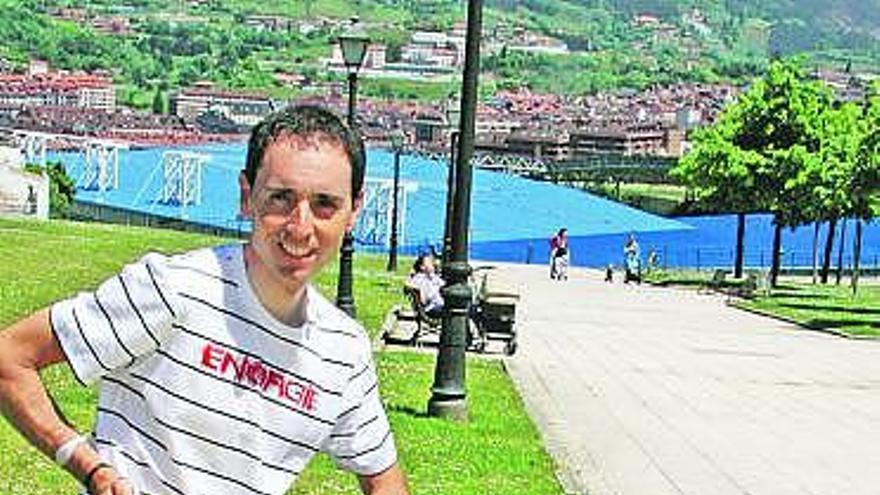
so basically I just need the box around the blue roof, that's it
[55,143,691,249]
[51,143,880,269]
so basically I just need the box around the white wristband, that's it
[54,434,87,466]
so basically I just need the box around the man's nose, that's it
[285,199,314,238]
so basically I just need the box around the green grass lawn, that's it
[0,218,562,495]
[585,182,686,215]
[644,268,880,338]
[614,182,686,202]
[736,283,880,338]
[641,268,708,288]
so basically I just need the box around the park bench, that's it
[402,284,441,346]
[726,272,761,301]
[700,269,728,294]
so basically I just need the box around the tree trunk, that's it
[811,221,819,284]
[734,212,745,279]
[836,218,847,285]
[821,217,837,283]
[852,220,862,296]
[770,220,783,288]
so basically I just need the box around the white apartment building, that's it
[328,44,387,70]
[170,86,273,126]
[0,73,115,111]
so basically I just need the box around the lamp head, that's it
[338,18,370,72]
[445,98,461,129]
[391,128,405,151]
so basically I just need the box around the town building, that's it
[170,83,273,127]
[328,43,387,70]
[503,128,571,161]
[326,27,464,79]
[245,15,295,32]
[570,125,685,158]
[0,70,115,112]
[91,15,133,35]
[412,111,447,146]
[400,31,463,69]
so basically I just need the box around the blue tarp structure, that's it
[368,149,690,246]
[56,144,879,270]
[57,143,691,252]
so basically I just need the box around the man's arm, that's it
[358,462,409,495]
[0,309,132,494]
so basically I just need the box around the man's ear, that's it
[346,189,365,232]
[239,171,253,218]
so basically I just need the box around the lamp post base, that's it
[427,396,468,421]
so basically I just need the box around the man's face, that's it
[240,134,362,296]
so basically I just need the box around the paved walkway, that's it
[495,263,880,495]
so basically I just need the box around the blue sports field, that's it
[55,143,879,271]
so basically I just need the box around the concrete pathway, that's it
[496,263,880,495]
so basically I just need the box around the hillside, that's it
[0,0,876,101]
[558,0,880,56]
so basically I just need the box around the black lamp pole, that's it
[387,132,403,272]
[336,19,369,318]
[442,101,460,268]
[428,0,483,421]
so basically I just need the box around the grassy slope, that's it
[736,283,880,337]
[0,219,229,495]
[644,268,880,337]
[293,352,562,495]
[0,218,562,495]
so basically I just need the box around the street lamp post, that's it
[387,130,405,272]
[442,98,461,268]
[336,19,370,318]
[428,0,483,421]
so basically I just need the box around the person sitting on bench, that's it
[407,253,445,318]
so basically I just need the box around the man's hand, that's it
[358,463,409,495]
[87,464,136,495]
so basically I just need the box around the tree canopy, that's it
[670,59,879,287]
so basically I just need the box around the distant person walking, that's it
[624,233,641,284]
[646,247,659,272]
[549,228,569,280]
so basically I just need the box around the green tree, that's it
[850,82,880,294]
[735,59,833,287]
[672,122,764,279]
[673,59,833,287]
[151,83,168,115]
[24,162,75,218]
[805,101,862,284]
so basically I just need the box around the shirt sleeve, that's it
[50,252,186,385]
[322,348,398,476]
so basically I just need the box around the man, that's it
[0,106,409,495]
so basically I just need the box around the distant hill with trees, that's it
[484,0,879,92]
[0,0,876,104]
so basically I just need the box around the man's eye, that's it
[263,191,293,213]
[313,195,340,215]
[268,191,291,204]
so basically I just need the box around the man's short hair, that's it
[244,105,366,201]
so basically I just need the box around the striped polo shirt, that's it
[51,244,397,495]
